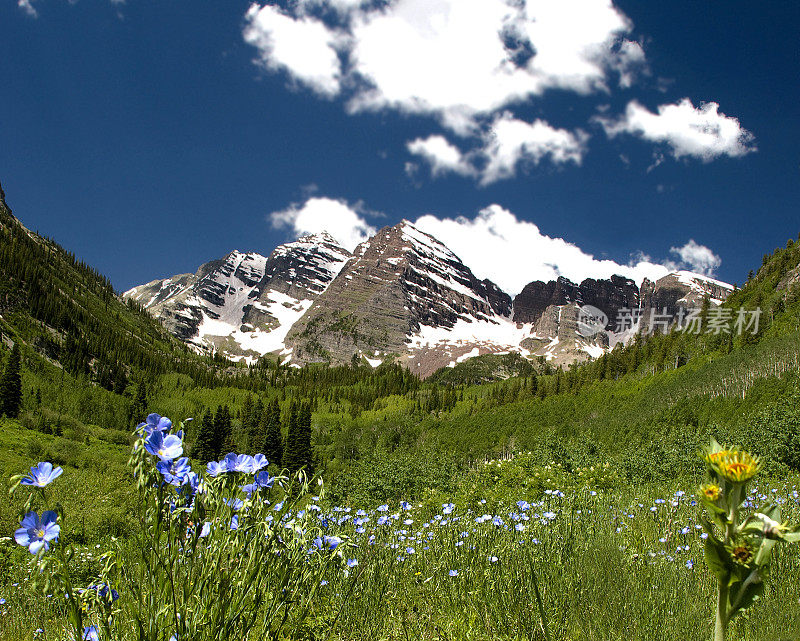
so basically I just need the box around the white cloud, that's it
[406,135,476,178]
[414,204,670,294]
[18,0,39,17]
[598,98,756,160]
[244,0,640,130]
[670,239,721,276]
[480,114,588,185]
[612,39,647,88]
[269,197,376,252]
[243,3,342,97]
[269,196,724,294]
[407,115,588,184]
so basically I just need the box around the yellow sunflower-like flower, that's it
[728,540,754,566]
[703,448,761,484]
[700,482,722,502]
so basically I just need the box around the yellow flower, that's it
[703,448,761,483]
[728,541,754,565]
[700,483,722,502]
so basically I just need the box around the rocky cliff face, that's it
[126,221,734,376]
[284,221,513,371]
[123,233,351,361]
[512,274,638,330]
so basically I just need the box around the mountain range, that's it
[124,221,733,377]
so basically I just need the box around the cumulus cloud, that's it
[480,114,588,185]
[408,115,588,184]
[243,4,342,97]
[598,98,756,160]
[414,205,671,294]
[269,197,376,252]
[244,0,640,131]
[406,135,477,178]
[670,239,721,276]
[269,196,706,294]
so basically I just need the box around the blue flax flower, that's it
[224,453,254,473]
[157,458,191,486]
[206,460,227,477]
[82,626,99,641]
[250,454,268,472]
[14,511,60,554]
[21,462,63,488]
[144,431,183,462]
[136,413,173,435]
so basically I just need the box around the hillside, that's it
[0,178,797,512]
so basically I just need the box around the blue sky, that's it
[1,0,798,295]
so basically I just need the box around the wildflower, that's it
[21,462,63,488]
[346,558,358,568]
[728,540,754,565]
[82,627,100,641]
[199,522,212,538]
[206,460,227,477]
[448,569,458,577]
[250,454,268,472]
[156,457,191,486]
[144,431,183,462]
[703,447,761,484]
[136,413,172,435]
[14,511,60,554]
[224,453,255,473]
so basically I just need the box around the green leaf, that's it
[704,537,730,582]
[728,569,764,619]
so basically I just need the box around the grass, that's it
[1,453,798,641]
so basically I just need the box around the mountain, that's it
[285,220,517,375]
[124,233,351,362]
[125,220,734,376]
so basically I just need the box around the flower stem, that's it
[714,578,728,641]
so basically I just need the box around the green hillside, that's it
[0,179,798,514]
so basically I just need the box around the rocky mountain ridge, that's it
[124,222,734,376]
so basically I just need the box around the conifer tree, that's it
[296,401,313,474]
[193,409,216,463]
[261,398,282,468]
[0,344,22,418]
[213,405,232,457]
[246,397,264,453]
[283,401,299,472]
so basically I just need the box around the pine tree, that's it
[283,401,299,472]
[296,402,313,474]
[213,405,232,457]
[261,398,283,468]
[0,344,22,418]
[193,409,216,462]
[246,397,264,453]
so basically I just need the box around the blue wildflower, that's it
[136,413,172,435]
[346,558,358,568]
[20,462,63,488]
[250,454,268,472]
[224,453,254,473]
[448,569,458,577]
[144,431,183,462]
[156,457,191,486]
[82,626,99,641]
[14,511,60,554]
[200,521,212,538]
[206,460,227,477]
